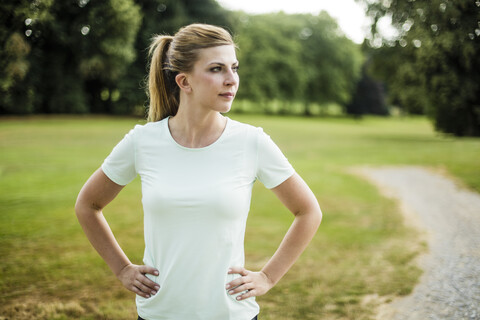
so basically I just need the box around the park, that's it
[1,0,480,319]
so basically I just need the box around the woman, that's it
[75,23,322,320]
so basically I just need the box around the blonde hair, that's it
[147,24,235,122]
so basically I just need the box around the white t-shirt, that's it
[101,116,294,320]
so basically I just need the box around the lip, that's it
[219,92,235,99]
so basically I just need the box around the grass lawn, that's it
[0,114,479,319]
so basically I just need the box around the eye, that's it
[232,65,240,73]
[210,66,222,72]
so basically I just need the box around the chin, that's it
[217,104,232,114]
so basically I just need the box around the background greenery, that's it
[1,114,479,319]
[359,0,480,136]
[1,0,479,135]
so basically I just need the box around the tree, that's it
[300,12,363,115]
[359,0,480,136]
[37,0,142,114]
[346,61,388,117]
[232,12,363,115]
[232,12,306,113]
[1,0,142,114]
[365,45,427,115]
[0,0,52,114]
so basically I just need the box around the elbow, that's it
[313,206,322,230]
[74,195,100,222]
[74,197,86,221]
[295,202,322,231]
[317,207,323,228]
[307,197,322,230]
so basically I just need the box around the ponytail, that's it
[147,35,178,122]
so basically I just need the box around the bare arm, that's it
[75,168,159,298]
[226,173,322,300]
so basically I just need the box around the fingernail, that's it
[146,294,150,298]
[154,271,159,276]
[228,268,232,273]
[229,290,235,295]
[225,284,230,289]
[155,285,160,290]
[151,291,157,295]
[236,296,242,300]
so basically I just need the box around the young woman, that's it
[75,23,322,320]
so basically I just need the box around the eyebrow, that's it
[208,61,239,66]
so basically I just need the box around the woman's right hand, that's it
[117,264,160,298]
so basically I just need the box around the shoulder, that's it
[225,118,271,151]
[128,118,167,138]
[227,117,264,137]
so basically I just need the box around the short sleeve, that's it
[101,127,138,186]
[256,128,295,189]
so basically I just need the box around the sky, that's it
[216,0,371,44]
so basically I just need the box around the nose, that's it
[224,69,239,87]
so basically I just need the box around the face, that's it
[182,45,239,114]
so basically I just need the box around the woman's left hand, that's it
[225,266,274,301]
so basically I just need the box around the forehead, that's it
[195,45,237,65]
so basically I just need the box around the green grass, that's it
[1,114,479,319]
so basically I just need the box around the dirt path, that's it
[355,167,480,320]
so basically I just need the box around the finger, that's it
[130,284,151,298]
[139,274,160,290]
[139,265,159,276]
[228,282,253,295]
[236,288,257,301]
[226,275,250,290]
[228,266,248,276]
[134,279,157,296]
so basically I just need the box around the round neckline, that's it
[165,116,230,151]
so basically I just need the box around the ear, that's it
[175,73,191,93]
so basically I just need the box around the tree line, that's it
[1,0,479,136]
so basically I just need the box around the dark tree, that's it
[346,63,388,117]
[359,0,480,136]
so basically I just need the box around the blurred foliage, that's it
[0,0,364,117]
[358,0,480,136]
[1,0,142,114]
[2,0,479,135]
[233,12,363,115]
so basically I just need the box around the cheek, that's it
[198,74,218,86]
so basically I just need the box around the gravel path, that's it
[356,167,480,320]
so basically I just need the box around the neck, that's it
[168,103,226,148]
